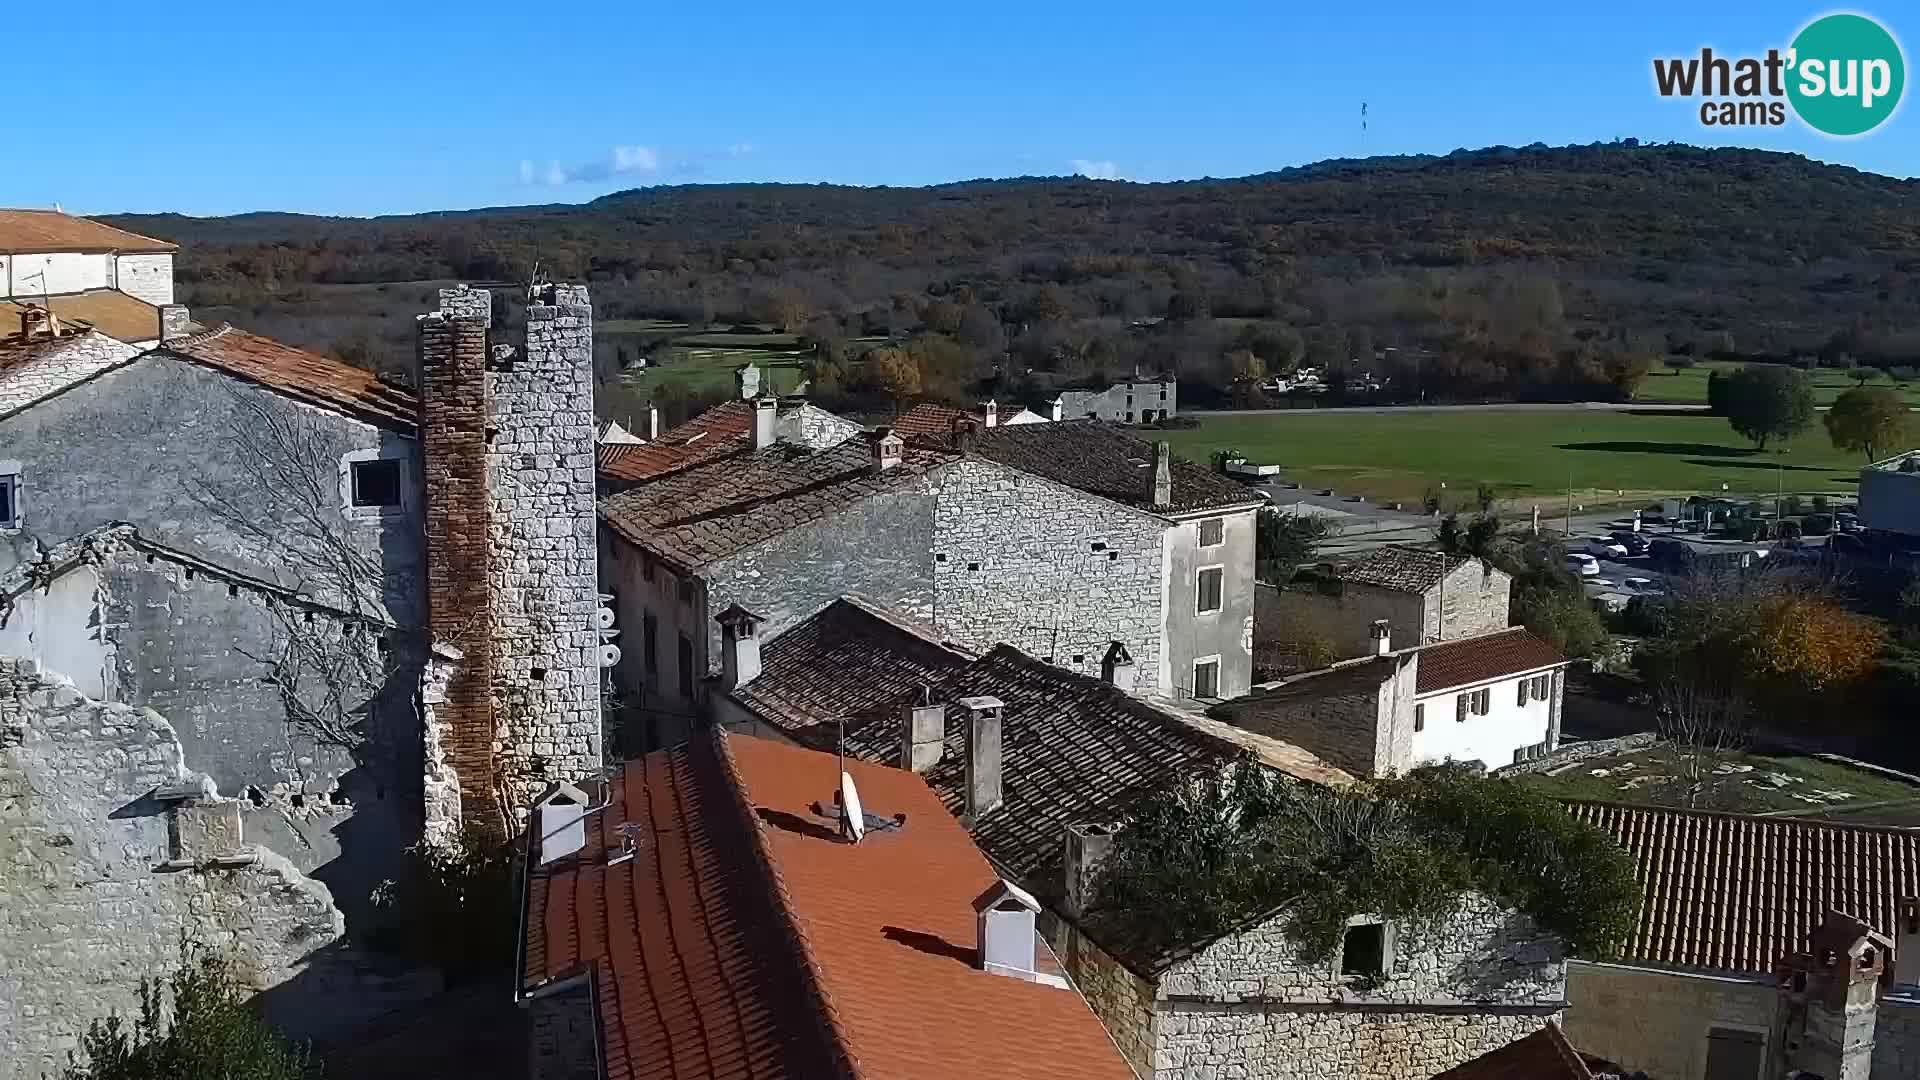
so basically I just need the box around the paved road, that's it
[1191,402,1712,418]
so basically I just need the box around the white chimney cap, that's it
[957,695,1005,712]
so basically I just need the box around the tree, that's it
[1719,364,1814,450]
[1653,676,1747,809]
[62,949,318,1080]
[1255,508,1337,584]
[1824,385,1910,461]
[870,347,923,410]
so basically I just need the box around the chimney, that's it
[735,363,762,400]
[751,394,777,450]
[19,305,55,339]
[1100,641,1135,689]
[1783,911,1889,1080]
[899,689,945,772]
[1151,441,1172,507]
[960,695,1005,817]
[873,427,903,472]
[646,404,660,441]
[1049,396,1063,423]
[534,783,591,865]
[1063,823,1116,918]
[716,605,766,690]
[1370,619,1392,656]
[981,399,998,428]
[973,880,1042,980]
[1896,897,1920,989]
[158,304,191,342]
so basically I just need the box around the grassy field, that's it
[1636,360,1920,407]
[1515,746,1920,824]
[1159,410,1866,506]
[600,321,812,398]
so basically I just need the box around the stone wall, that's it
[0,659,345,1080]
[1152,893,1566,1079]
[778,402,861,448]
[1212,652,1417,778]
[1263,580,1426,664]
[112,253,176,307]
[1874,995,1920,1077]
[1041,911,1160,1078]
[932,458,1166,690]
[1432,561,1511,642]
[1564,961,1780,1080]
[527,982,601,1080]
[0,331,138,417]
[1162,508,1257,700]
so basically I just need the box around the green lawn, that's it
[1516,746,1920,824]
[1159,411,1867,505]
[1636,360,1920,407]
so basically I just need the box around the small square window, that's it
[1198,518,1224,547]
[1125,410,1135,422]
[1341,923,1385,977]
[1413,703,1425,732]
[968,561,980,571]
[350,459,401,508]
[1196,567,1224,614]
[0,474,17,529]
[1193,659,1220,699]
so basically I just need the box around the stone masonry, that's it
[0,659,344,1080]
[0,331,138,418]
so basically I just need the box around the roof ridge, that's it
[1565,796,1920,838]
[1543,1022,1594,1078]
[172,321,236,349]
[707,727,867,1080]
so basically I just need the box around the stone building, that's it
[1215,625,1570,775]
[1057,371,1179,424]
[1562,800,1920,1080]
[598,419,1262,749]
[0,209,186,346]
[892,398,1050,435]
[1256,545,1512,673]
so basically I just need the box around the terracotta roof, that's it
[944,419,1260,514]
[596,400,754,483]
[891,402,1033,438]
[164,324,419,430]
[599,434,957,570]
[1340,545,1478,593]
[522,728,1136,1080]
[0,210,176,254]
[1414,628,1567,695]
[1563,801,1920,976]
[2,290,161,343]
[1434,1023,1593,1080]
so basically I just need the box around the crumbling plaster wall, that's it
[0,659,344,1080]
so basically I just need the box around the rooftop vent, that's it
[535,781,594,865]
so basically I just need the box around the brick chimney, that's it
[1151,441,1172,507]
[716,605,765,690]
[961,695,1005,818]
[752,394,777,450]
[899,688,945,772]
[158,304,192,342]
[1100,641,1135,689]
[19,305,56,339]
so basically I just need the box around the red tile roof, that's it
[165,324,419,430]
[0,209,176,254]
[893,403,986,437]
[522,729,1136,1080]
[1415,628,1567,695]
[1564,800,1920,976]
[1434,1023,1593,1080]
[597,400,755,483]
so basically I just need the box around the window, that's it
[1456,695,1469,723]
[1198,518,1224,547]
[677,634,695,699]
[349,459,401,508]
[0,474,16,529]
[1703,1028,1765,1080]
[1532,673,1552,699]
[1340,923,1386,977]
[1517,680,1529,707]
[1125,410,1135,422]
[1196,567,1224,613]
[1159,388,1168,401]
[643,612,659,676]
[1413,704,1425,732]
[1471,688,1491,715]
[1193,659,1220,700]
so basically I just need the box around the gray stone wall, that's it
[1432,561,1512,642]
[0,659,345,1080]
[778,402,861,448]
[1058,379,1178,423]
[528,983,601,1080]
[1565,961,1780,1080]
[1153,893,1566,1079]
[932,458,1166,690]
[1874,996,1920,1078]
[1263,581,1426,663]
[485,285,603,819]
[1162,509,1256,700]
[0,332,138,417]
[1212,653,1416,778]
[1041,911,1159,1078]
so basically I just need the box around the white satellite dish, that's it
[839,771,866,844]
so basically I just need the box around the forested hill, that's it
[101,141,1920,410]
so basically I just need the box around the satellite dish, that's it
[839,771,866,844]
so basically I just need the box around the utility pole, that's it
[1564,467,1573,535]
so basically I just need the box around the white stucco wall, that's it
[1413,668,1557,770]
[113,253,175,306]
[0,564,113,698]
[3,253,110,299]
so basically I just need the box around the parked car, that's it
[1564,553,1602,577]
[1836,512,1860,533]
[1646,538,1696,570]
[1581,536,1629,559]
[1607,531,1651,556]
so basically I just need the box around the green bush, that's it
[1804,513,1834,536]
[368,826,518,982]
[61,948,318,1080]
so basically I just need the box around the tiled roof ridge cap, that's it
[1564,796,1920,838]
[707,727,867,1080]
[172,322,236,350]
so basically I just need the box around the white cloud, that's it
[519,142,756,186]
[1071,159,1120,180]
[610,145,661,174]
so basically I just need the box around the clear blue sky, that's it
[7,1,1914,217]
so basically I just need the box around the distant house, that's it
[1859,449,1920,539]
[0,209,186,347]
[1057,372,1178,424]
[516,726,1137,1080]
[1214,625,1571,775]
[1562,801,1920,1080]
[595,365,861,490]
[1257,546,1513,672]
[893,398,1048,436]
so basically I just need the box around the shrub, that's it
[61,948,318,1080]
[1804,513,1834,536]
[368,826,518,982]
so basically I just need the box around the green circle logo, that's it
[1787,13,1906,136]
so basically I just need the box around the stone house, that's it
[0,209,186,346]
[1057,371,1179,424]
[1215,625,1571,775]
[1562,801,1920,1080]
[1257,545,1512,672]
[706,593,1567,1078]
[516,726,1136,1080]
[893,398,1050,436]
[597,418,1262,750]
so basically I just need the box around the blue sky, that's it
[7,1,1914,217]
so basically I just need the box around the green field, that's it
[1160,410,1866,506]
[1516,746,1920,824]
[1636,360,1920,407]
[600,321,812,398]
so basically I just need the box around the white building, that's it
[0,209,182,346]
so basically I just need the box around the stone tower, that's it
[418,284,602,837]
